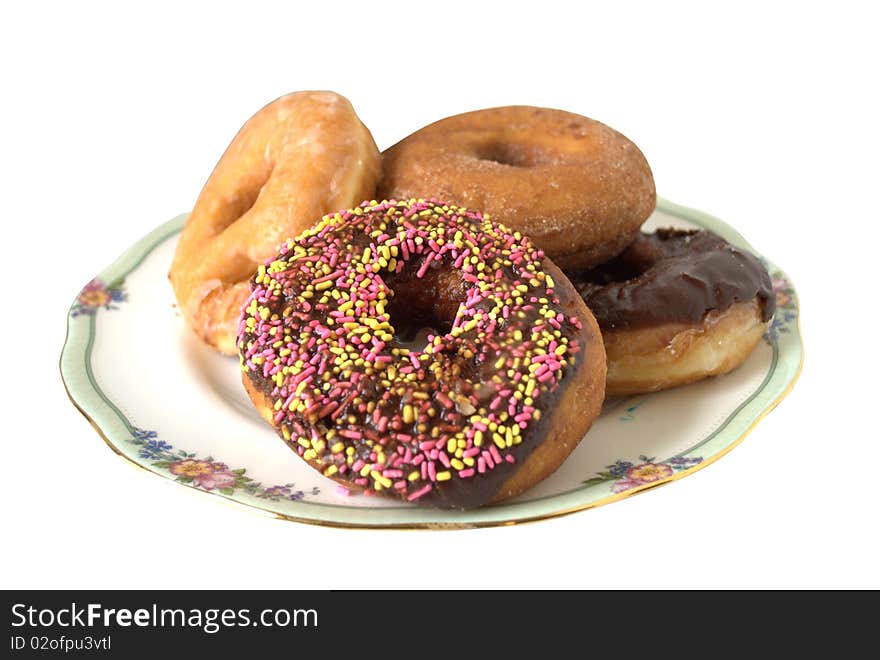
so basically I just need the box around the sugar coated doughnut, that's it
[238,199,606,508]
[169,91,381,354]
[378,106,655,270]
[569,229,775,395]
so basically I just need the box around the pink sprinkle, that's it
[477,458,487,473]
[436,392,454,409]
[407,484,433,501]
[459,469,475,478]
[505,454,516,464]
[489,445,502,464]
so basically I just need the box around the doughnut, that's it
[238,199,606,509]
[169,91,381,354]
[568,229,775,396]
[378,106,655,270]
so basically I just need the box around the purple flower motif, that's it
[262,485,292,498]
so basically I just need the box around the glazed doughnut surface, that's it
[239,199,605,509]
[169,91,381,354]
[379,106,656,269]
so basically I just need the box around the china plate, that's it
[61,199,802,529]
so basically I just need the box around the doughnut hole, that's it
[384,264,467,349]
[474,141,552,168]
[573,235,663,287]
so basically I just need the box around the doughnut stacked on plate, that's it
[169,92,775,509]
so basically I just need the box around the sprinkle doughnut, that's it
[378,106,655,270]
[238,199,606,509]
[568,229,775,396]
[169,91,381,354]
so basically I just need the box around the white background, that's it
[2,1,877,589]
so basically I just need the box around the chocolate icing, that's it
[568,229,775,330]
[240,200,591,509]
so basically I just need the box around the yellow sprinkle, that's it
[451,459,465,471]
[331,442,344,454]
[474,430,483,447]
[371,470,392,489]
[408,471,420,482]
[436,471,452,482]
[314,280,333,291]
[545,274,555,288]
[324,465,338,476]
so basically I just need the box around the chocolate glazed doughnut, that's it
[568,229,775,396]
[378,106,656,270]
[238,199,606,509]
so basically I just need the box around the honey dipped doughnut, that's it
[238,199,606,509]
[169,91,381,354]
[378,106,655,269]
[568,229,775,396]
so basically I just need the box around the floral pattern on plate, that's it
[128,428,320,501]
[765,273,798,344]
[70,278,126,317]
[583,455,704,493]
